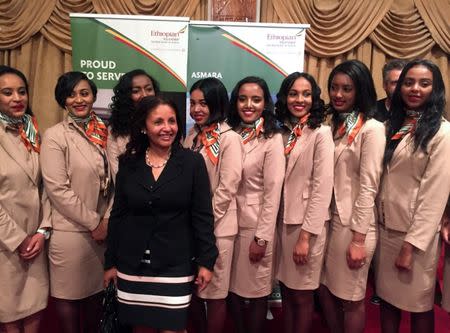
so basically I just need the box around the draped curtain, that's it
[0,0,448,130]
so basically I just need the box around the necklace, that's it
[145,147,171,168]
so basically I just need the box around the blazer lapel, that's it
[334,134,348,167]
[391,133,411,164]
[66,123,100,178]
[0,126,37,184]
[285,126,313,177]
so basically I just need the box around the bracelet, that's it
[351,241,365,248]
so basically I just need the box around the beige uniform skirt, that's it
[229,227,274,298]
[443,243,450,312]
[197,236,235,299]
[275,221,328,290]
[374,225,440,312]
[49,230,105,299]
[0,250,48,323]
[321,214,377,301]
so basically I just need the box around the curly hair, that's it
[384,59,446,165]
[275,72,325,129]
[228,76,279,138]
[109,69,160,137]
[120,96,182,162]
[0,65,33,116]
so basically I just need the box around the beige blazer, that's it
[40,117,112,232]
[106,127,129,183]
[184,122,244,237]
[333,118,386,234]
[0,124,50,321]
[281,125,334,235]
[378,120,450,251]
[236,132,285,242]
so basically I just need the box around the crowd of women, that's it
[0,57,449,333]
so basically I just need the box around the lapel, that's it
[243,135,260,155]
[285,126,313,178]
[134,149,184,193]
[334,133,348,167]
[65,120,101,178]
[390,132,412,165]
[0,125,37,185]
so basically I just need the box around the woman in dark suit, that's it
[104,96,218,333]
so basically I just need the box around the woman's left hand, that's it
[20,233,45,260]
[195,266,213,292]
[395,242,414,271]
[249,239,267,263]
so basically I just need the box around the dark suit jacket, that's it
[104,147,218,273]
[374,98,389,122]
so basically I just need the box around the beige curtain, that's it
[0,0,449,130]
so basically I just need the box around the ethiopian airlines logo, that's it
[150,25,187,42]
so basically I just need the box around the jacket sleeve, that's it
[107,129,121,184]
[350,122,386,234]
[104,160,129,269]
[190,153,218,271]
[0,204,28,252]
[255,134,285,242]
[404,128,450,251]
[40,129,101,231]
[38,187,53,229]
[301,127,334,235]
[213,134,243,224]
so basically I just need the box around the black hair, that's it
[54,71,97,109]
[0,65,33,116]
[384,59,445,165]
[328,60,377,131]
[228,76,279,137]
[382,59,407,83]
[189,78,229,126]
[109,69,160,137]
[121,96,182,162]
[275,72,325,129]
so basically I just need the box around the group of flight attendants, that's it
[0,57,448,333]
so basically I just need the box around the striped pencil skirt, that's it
[117,263,194,331]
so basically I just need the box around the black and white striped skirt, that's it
[117,266,194,331]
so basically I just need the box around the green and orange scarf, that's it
[284,114,309,155]
[0,112,40,153]
[240,117,264,144]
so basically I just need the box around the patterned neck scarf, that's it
[69,111,108,148]
[391,109,422,141]
[196,122,221,165]
[284,114,309,155]
[240,117,264,144]
[0,112,40,153]
[336,110,364,145]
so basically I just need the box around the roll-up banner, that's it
[70,14,189,124]
[70,14,309,132]
[187,20,309,130]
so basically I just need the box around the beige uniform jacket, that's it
[378,120,450,251]
[106,127,129,183]
[333,118,386,234]
[0,123,50,322]
[183,122,244,237]
[40,117,112,232]
[281,125,334,235]
[237,132,285,242]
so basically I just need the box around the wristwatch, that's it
[254,236,267,246]
[36,228,51,240]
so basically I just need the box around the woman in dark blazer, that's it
[104,96,218,333]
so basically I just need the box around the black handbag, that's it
[100,281,120,333]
